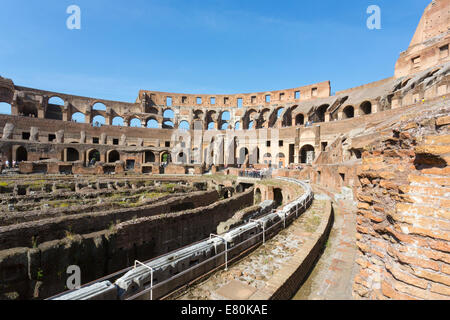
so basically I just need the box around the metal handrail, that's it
[128,185,313,300]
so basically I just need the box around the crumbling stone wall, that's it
[353,111,450,299]
[0,188,254,300]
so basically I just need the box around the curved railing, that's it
[49,178,313,300]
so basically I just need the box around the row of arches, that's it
[3,99,374,130]
[341,101,372,119]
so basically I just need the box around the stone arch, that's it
[276,153,286,167]
[71,112,85,123]
[163,120,174,129]
[256,109,270,129]
[300,144,315,164]
[112,116,124,126]
[65,148,80,162]
[255,188,262,204]
[220,110,230,130]
[251,147,260,165]
[268,107,284,128]
[295,113,305,125]
[234,121,240,130]
[273,188,283,207]
[177,152,187,164]
[145,151,155,163]
[263,153,272,164]
[163,108,174,119]
[129,118,141,127]
[243,109,257,129]
[343,106,355,119]
[107,150,120,163]
[146,117,159,128]
[179,120,190,130]
[92,102,107,111]
[315,104,329,123]
[92,115,106,127]
[87,149,100,163]
[238,147,249,165]
[18,103,38,118]
[282,107,294,127]
[360,101,372,115]
[16,146,28,162]
[161,151,171,163]
[46,96,64,120]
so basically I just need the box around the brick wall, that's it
[353,113,450,300]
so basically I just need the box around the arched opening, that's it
[238,147,249,165]
[163,120,174,129]
[163,109,175,128]
[276,153,285,168]
[108,150,120,163]
[248,121,254,129]
[161,152,171,164]
[179,121,190,130]
[92,115,105,127]
[207,122,215,130]
[18,103,38,117]
[300,145,315,164]
[234,122,240,130]
[274,188,283,207]
[220,111,230,130]
[295,114,305,126]
[221,111,230,120]
[343,106,354,119]
[92,102,107,111]
[177,152,187,164]
[145,151,155,163]
[163,109,174,119]
[254,188,262,204]
[251,147,260,165]
[88,149,100,165]
[16,146,28,162]
[146,118,159,128]
[130,118,141,127]
[46,97,64,120]
[66,148,80,162]
[71,112,85,123]
[360,101,372,115]
[316,104,329,123]
[112,116,124,126]
[0,102,12,115]
[269,108,284,128]
[263,153,272,165]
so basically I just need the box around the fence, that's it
[126,181,313,300]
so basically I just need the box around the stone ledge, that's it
[248,199,334,300]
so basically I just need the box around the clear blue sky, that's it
[0,0,430,103]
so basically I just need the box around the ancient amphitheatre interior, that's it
[0,0,449,301]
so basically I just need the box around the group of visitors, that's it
[0,159,18,170]
[238,167,271,179]
[304,120,314,127]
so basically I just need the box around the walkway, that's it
[174,198,330,300]
[293,194,358,300]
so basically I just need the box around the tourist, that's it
[5,160,10,168]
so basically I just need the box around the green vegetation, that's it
[31,236,38,249]
[36,268,44,281]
